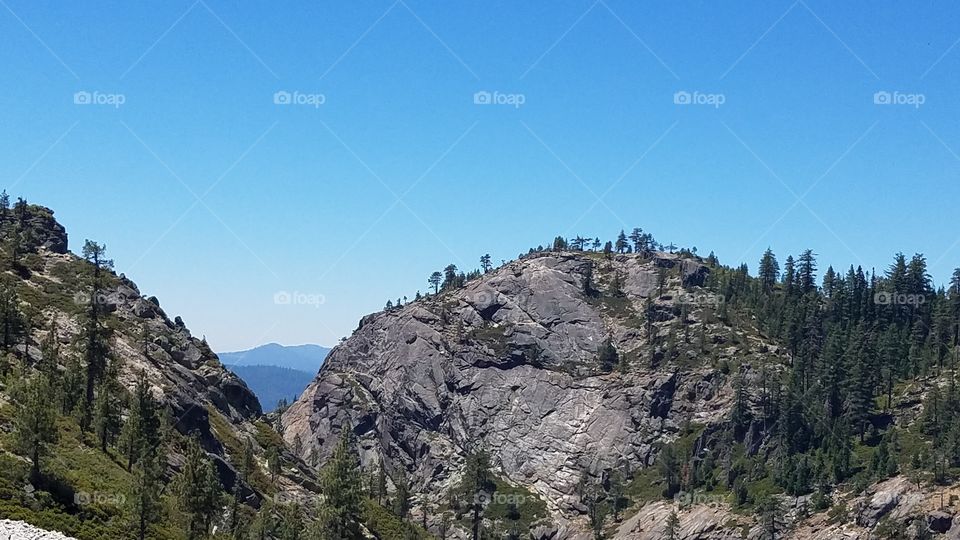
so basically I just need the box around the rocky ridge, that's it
[282,250,786,536]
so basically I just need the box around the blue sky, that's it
[2,1,959,351]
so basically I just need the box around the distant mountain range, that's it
[225,365,315,412]
[219,343,330,412]
[218,343,330,374]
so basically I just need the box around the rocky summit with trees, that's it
[4,198,960,539]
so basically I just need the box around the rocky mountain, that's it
[280,250,781,537]
[0,202,320,537]
[219,343,330,374]
[281,248,960,539]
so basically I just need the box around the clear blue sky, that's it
[2,1,959,351]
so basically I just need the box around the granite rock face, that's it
[282,251,770,535]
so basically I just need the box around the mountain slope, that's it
[0,202,320,538]
[219,343,329,374]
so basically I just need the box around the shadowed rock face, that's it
[282,251,765,533]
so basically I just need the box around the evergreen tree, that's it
[267,445,282,483]
[314,429,363,539]
[428,272,442,294]
[480,254,492,273]
[758,248,780,292]
[664,510,679,540]
[14,374,58,483]
[80,240,113,429]
[93,383,121,451]
[598,339,618,372]
[392,468,411,518]
[615,230,629,253]
[174,437,222,540]
[0,277,24,351]
[462,450,492,540]
[119,372,161,470]
[127,452,164,540]
[797,250,817,294]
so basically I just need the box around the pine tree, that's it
[758,248,780,292]
[392,468,411,518]
[462,450,492,540]
[119,371,161,470]
[267,445,281,483]
[480,254,492,273]
[731,371,752,438]
[93,383,121,451]
[127,452,163,540]
[313,429,363,539]
[629,228,643,252]
[80,240,114,429]
[428,272,442,294]
[664,510,679,540]
[598,339,618,372]
[14,374,58,483]
[174,437,222,540]
[615,230,629,253]
[797,249,817,294]
[278,504,304,540]
[0,277,25,351]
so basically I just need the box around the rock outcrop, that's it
[282,251,784,535]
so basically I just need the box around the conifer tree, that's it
[392,468,411,518]
[615,230,628,253]
[462,450,492,540]
[14,374,58,482]
[119,372,161,470]
[428,272,442,294]
[313,429,363,539]
[127,452,163,540]
[758,248,779,292]
[480,254,492,273]
[174,437,222,540]
[80,240,113,428]
[665,510,679,540]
